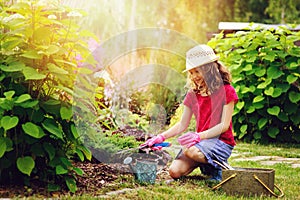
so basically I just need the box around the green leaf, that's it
[46,45,60,55]
[44,99,61,105]
[235,48,247,54]
[33,27,52,42]
[77,145,92,161]
[258,118,268,129]
[71,124,79,139]
[21,50,42,59]
[47,184,61,192]
[286,61,298,69]
[75,149,84,162]
[253,131,262,140]
[246,106,255,114]
[1,116,19,131]
[14,94,31,103]
[253,102,264,109]
[56,165,68,174]
[271,88,282,98]
[278,112,289,122]
[267,66,284,79]
[60,106,72,120]
[249,116,258,124]
[246,56,256,62]
[243,64,252,71]
[59,157,72,167]
[236,101,244,110]
[22,122,45,139]
[257,79,272,89]
[268,127,279,139]
[238,129,247,139]
[0,62,25,72]
[31,109,45,123]
[0,74,5,82]
[43,142,56,161]
[47,63,68,75]
[287,74,298,84]
[0,138,7,158]
[240,124,247,133]
[54,59,77,68]
[23,67,46,80]
[73,167,84,176]
[0,98,13,110]
[290,113,300,124]
[4,91,15,99]
[42,119,64,140]
[253,95,265,103]
[3,138,13,152]
[241,87,250,94]
[277,83,290,93]
[18,100,39,108]
[264,51,276,62]
[255,68,266,77]
[65,177,77,193]
[264,87,274,96]
[17,156,35,176]
[267,106,280,116]
[288,91,300,103]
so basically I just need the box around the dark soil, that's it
[0,127,172,198]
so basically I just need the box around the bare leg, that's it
[168,151,199,179]
[184,146,208,163]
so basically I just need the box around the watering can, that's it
[123,142,170,184]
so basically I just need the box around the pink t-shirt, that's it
[183,84,238,146]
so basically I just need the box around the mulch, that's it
[0,126,173,198]
[0,160,172,198]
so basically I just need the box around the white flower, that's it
[13,46,20,51]
[67,11,82,18]
[48,14,57,20]
[3,14,25,23]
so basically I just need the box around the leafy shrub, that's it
[208,26,300,143]
[0,1,96,192]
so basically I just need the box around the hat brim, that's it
[182,56,219,73]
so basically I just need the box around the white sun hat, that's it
[183,44,219,72]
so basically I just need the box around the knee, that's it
[184,147,206,163]
[168,166,182,179]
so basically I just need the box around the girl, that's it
[143,44,238,183]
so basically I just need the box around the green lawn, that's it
[35,142,300,199]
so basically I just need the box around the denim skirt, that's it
[176,138,234,169]
[194,138,234,169]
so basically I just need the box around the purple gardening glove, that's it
[178,131,201,148]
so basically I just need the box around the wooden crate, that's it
[213,167,283,197]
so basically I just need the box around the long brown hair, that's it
[186,61,231,95]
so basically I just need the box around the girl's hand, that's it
[178,132,201,148]
[143,134,165,147]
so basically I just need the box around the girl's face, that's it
[188,67,203,85]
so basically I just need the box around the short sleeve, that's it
[183,91,197,108]
[225,85,239,104]
[183,92,192,108]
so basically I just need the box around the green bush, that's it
[0,1,96,192]
[208,26,300,143]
